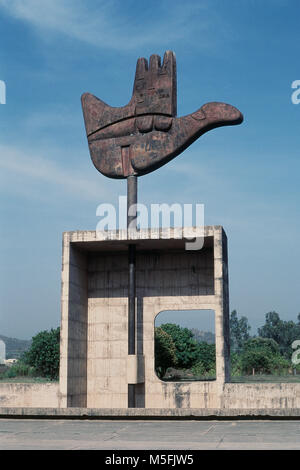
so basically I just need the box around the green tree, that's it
[196,342,215,372]
[241,348,273,374]
[23,328,60,380]
[159,323,200,369]
[230,310,251,352]
[154,327,177,378]
[258,311,300,358]
[244,336,280,355]
[191,342,216,377]
[240,337,289,375]
[230,351,243,376]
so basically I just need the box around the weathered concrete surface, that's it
[0,383,58,407]
[60,226,230,409]
[0,340,5,364]
[222,383,300,409]
[2,381,300,410]
[0,227,298,413]
[1,418,300,450]
[1,226,300,412]
[1,407,300,418]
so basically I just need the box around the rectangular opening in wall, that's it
[154,309,216,382]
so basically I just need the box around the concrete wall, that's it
[2,226,300,412]
[60,241,88,407]
[59,226,230,408]
[1,381,300,410]
[0,340,5,364]
[0,383,59,407]
[222,383,300,409]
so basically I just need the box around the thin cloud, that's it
[0,144,113,202]
[0,0,227,51]
[22,107,82,133]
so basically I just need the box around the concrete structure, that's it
[0,340,5,365]
[1,225,300,414]
[1,383,300,411]
[0,383,58,408]
[59,226,229,409]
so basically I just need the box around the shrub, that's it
[23,328,60,380]
[155,327,177,378]
[190,361,206,377]
[159,323,200,369]
[1,361,36,379]
[195,342,215,372]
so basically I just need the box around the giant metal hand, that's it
[81,51,243,179]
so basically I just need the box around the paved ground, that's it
[1,419,300,450]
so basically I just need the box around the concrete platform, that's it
[1,418,300,450]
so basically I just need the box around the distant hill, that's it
[0,335,31,359]
[191,328,215,344]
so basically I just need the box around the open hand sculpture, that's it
[81,51,243,179]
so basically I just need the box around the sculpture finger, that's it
[149,54,161,72]
[194,102,243,127]
[134,57,148,81]
[132,52,177,117]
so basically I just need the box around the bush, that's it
[230,352,243,376]
[243,337,280,355]
[241,349,273,374]
[159,323,200,369]
[195,342,215,372]
[269,354,290,374]
[155,327,177,378]
[23,328,60,380]
[190,361,206,377]
[0,361,37,379]
[239,337,292,375]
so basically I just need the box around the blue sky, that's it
[0,0,299,339]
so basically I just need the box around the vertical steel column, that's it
[128,244,136,356]
[127,175,137,408]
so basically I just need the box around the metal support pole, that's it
[127,175,137,408]
[127,175,137,231]
[128,244,136,356]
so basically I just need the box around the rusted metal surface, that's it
[81,51,243,179]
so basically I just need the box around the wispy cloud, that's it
[0,143,114,202]
[21,106,82,133]
[0,0,227,51]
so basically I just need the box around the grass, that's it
[160,366,300,383]
[0,377,57,383]
[163,375,300,383]
[1,374,299,384]
[0,364,58,383]
[161,367,216,382]
[230,374,300,383]
[164,376,216,382]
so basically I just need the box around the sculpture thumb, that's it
[81,92,135,137]
[131,102,243,174]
